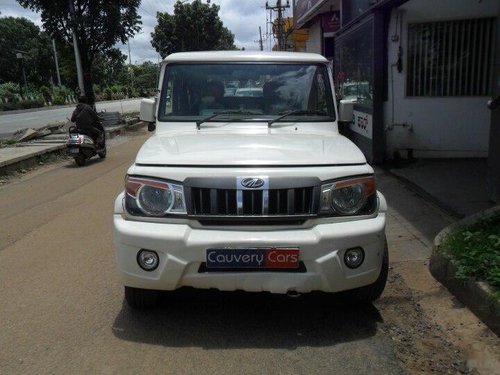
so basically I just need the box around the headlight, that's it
[125,176,186,216]
[321,176,376,215]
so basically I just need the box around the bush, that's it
[0,82,20,102]
[39,86,52,102]
[0,101,20,111]
[52,94,66,105]
[442,212,500,287]
[103,88,113,100]
[93,84,102,95]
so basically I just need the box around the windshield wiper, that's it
[267,110,330,128]
[196,110,262,129]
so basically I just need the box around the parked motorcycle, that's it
[66,125,107,166]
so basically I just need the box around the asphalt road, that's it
[1,130,499,374]
[0,98,142,135]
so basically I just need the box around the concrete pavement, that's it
[388,158,495,218]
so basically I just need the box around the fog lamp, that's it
[344,247,365,269]
[137,249,159,271]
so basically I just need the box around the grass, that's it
[0,139,18,147]
[441,211,500,289]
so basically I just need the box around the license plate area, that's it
[68,148,79,154]
[206,248,300,270]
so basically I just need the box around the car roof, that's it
[163,51,328,63]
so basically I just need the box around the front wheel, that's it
[340,241,389,304]
[124,286,161,309]
[74,155,86,166]
[98,148,107,159]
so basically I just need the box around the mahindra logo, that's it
[241,178,265,189]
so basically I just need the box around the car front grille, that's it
[188,186,317,216]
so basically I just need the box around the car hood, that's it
[135,130,366,166]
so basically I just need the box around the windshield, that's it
[157,63,335,123]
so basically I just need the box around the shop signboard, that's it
[321,11,341,33]
[350,110,373,139]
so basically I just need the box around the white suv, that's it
[114,51,388,309]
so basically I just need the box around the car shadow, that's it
[112,288,383,350]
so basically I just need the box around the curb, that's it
[0,121,146,177]
[429,206,500,336]
[0,144,67,176]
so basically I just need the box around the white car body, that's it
[114,51,388,307]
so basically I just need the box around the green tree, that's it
[17,0,142,105]
[92,48,128,88]
[0,17,53,89]
[151,0,236,58]
[132,61,160,96]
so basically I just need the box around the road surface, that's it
[0,130,499,374]
[0,98,142,136]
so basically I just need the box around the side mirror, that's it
[140,98,156,131]
[338,100,354,123]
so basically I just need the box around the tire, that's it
[341,241,389,305]
[74,155,86,166]
[124,286,161,309]
[98,148,107,159]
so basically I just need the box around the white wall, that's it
[306,21,322,54]
[384,0,499,158]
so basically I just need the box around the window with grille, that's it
[407,18,495,97]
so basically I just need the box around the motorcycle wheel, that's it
[74,155,86,166]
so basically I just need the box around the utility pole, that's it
[15,51,27,96]
[259,26,264,51]
[266,0,290,51]
[68,0,85,96]
[127,38,134,96]
[255,26,264,51]
[52,39,62,87]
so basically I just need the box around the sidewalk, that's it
[385,157,499,335]
[386,158,495,218]
[0,122,142,177]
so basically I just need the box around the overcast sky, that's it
[0,0,293,63]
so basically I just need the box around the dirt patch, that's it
[377,272,472,374]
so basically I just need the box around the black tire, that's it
[74,155,86,166]
[341,241,389,304]
[124,286,160,309]
[98,148,107,159]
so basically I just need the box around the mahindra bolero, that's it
[113,51,388,309]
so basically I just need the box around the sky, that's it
[0,0,293,63]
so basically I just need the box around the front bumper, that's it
[114,192,387,294]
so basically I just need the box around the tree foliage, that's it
[151,0,236,58]
[0,17,53,88]
[132,61,160,96]
[17,0,142,104]
[92,48,128,88]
